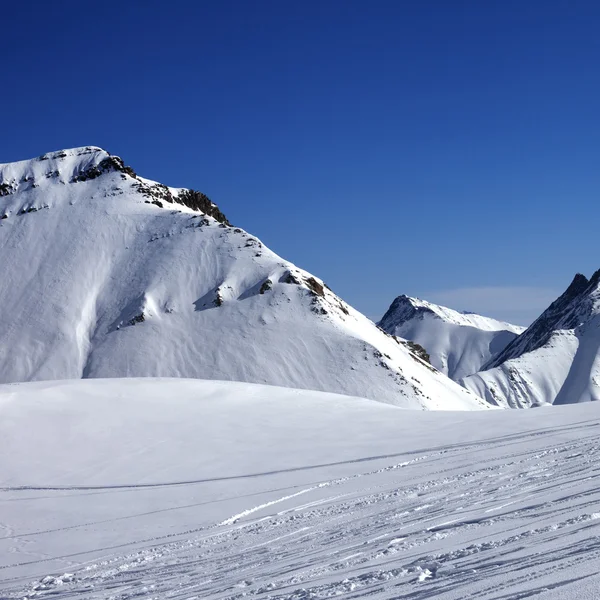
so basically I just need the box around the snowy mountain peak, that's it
[0,147,487,410]
[379,294,522,333]
[483,271,599,371]
[1,146,112,189]
[588,268,600,289]
[0,146,230,225]
[463,269,600,407]
[567,272,590,292]
[378,295,524,381]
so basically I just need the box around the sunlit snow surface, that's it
[378,296,524,381]
[0,146,484,410]
[1,379,600,599]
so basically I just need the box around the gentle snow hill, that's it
[378,295,524,380]
[0,147,486,409]
[1,378,600,599]
[463,271,600,407]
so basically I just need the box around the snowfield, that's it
[2,378,600,599]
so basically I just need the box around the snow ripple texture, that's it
[1,379,600,599]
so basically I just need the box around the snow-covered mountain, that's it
[0,146,488,409]
[378,295,524,381]
[463,271,600,407]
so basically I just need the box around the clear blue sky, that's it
[3,1,599,324]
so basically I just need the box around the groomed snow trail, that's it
[1,379,600,599]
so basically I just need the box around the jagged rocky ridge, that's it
[483,273,597,369]
[463,271,600,407]
[378,295,524,381]
[0,146,488,410]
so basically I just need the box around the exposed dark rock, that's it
[282,271,301,285]
[378,295,433,331]
[589,268,600,288]
[132,181,230,226]
[39,151,67,161]
[335,300,349,315]
[151,199,163,208]
[401,340,431,364]
[484,272,592,370]
[259,279,272,294]
[0,182,15,196]
[310,304,328,315]
[128,313,145,325]
[304,277,325,297]
[175,190,231,225]
[71,155,137,183]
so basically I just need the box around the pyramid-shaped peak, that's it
[564,272,589,295]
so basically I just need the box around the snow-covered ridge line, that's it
[379,294,523,333]
[483,271,599,370]
[0,146,229,224]
[463,269,600,407]
[378,295,523,381]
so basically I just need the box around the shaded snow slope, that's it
[378,295,523,380]
[464,272,600,407]
[0,147,485,409]
[1,378,600,599]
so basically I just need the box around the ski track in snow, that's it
[3,421,600,599]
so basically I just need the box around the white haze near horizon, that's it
[418,285,560,326]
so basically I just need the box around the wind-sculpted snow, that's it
[0,147,485,409]
[379,295,523,380]
[1,379,600,599]
[464,271,600,407]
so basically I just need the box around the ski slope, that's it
[379,295,523,380]
[1,378,600,599]
[0,146,485,410]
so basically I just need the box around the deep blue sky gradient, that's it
[3,1,599,323]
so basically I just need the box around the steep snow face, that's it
[0,147,487,410]
[378,295,524,381]
[463,272,600,407]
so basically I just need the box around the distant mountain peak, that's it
[463,269,600,407]
[378,294,523,381]
[483,270,600,371]
[588,268,600,288]
[377,295,434,328]
[565,272,589,295]
[379,294,521,333]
